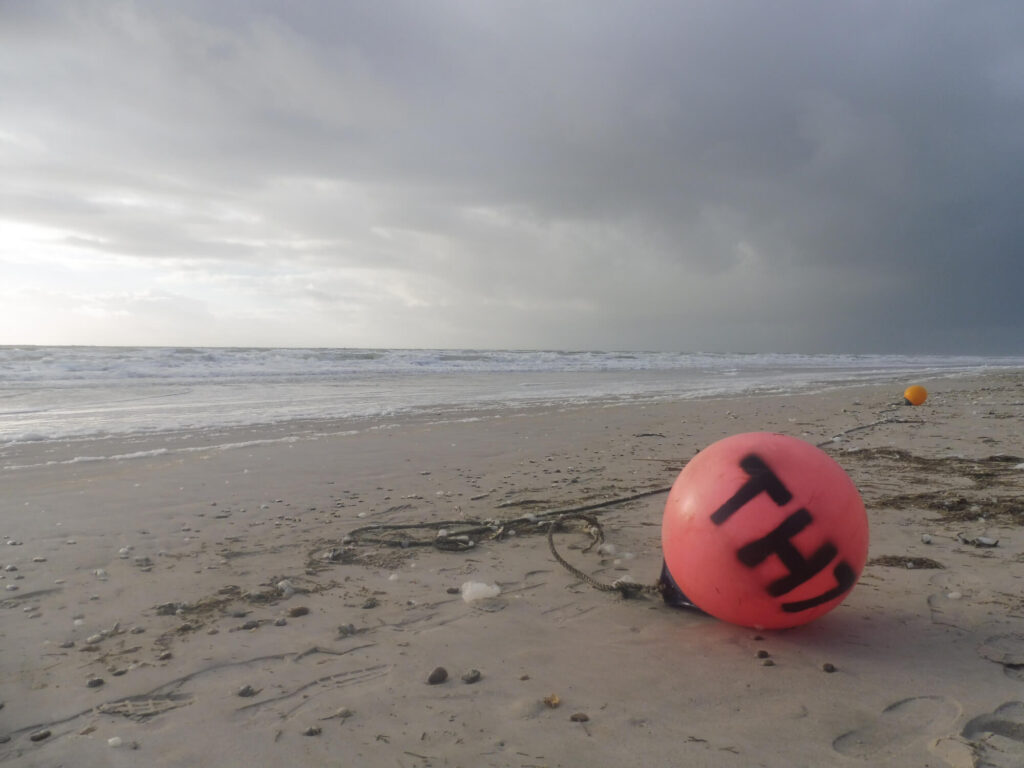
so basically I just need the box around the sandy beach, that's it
[2,371,1023,767]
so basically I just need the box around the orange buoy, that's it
[662,432,868,629]
[903,385,927,406]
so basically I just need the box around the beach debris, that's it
[320,706,354,721]
[461,669,482,684]
[427,667,448,685]
[277,579,295,598]
[868,555,944,569]
[237,684,259,697]
[29,729,51,742]
[460,581,501,603]
[958,534,999,548]
[87,677,105,688]
[570,712,590,722]
[544,694,561,708]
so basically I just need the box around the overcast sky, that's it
[2,1,1023,353]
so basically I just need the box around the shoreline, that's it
[1,370,1023,766]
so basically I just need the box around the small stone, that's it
[86,633,104,644]
[570,712,590,722]
[761,659,775,667]
[237,684,258,697]
[130,626,146,634]
[229,610,249,618]
[446,587,460,594]
[274,617,288,626]
[755,650,770,659]
[240,620,259,630]
[361,597,379,609]
[303,726,322,737]
[3,564,16,572]
[921,534,933,544]
[543,693,561,708]
[427,666,448,684]
[338,623,357,637]
[0,735,9,744]
[461,669,482,684]
[87,677,105,688]
[5,584,18,591]
[60,640,75,649]
[822,663,837,673]
[288,606,310,617]
[29,729,51,742]
[33,556,46,562]
[158,651,172,661]
[112,668,127,677]
[108,736,123,748]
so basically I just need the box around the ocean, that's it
[2,346,1022,448]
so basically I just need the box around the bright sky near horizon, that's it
[2,1,1023,353]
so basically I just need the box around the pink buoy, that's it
[662,432,868,629]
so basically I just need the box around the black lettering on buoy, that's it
[710,454,793,525]
[781,561,857,613]
[735,509,838,596]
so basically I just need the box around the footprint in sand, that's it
[962,701,1024,768]
[833,695,961,760]
[978,634,1024,681]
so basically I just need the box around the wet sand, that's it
[2,372,1023,767]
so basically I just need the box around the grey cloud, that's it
[2,1,1024,352]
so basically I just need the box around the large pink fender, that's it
[662,432,868,629]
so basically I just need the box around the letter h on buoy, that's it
[711,454,857,613]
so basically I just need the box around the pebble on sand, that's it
[461,669,482,684]
[570,712,590,722]
[427,666,448,684]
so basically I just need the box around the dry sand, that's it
[2,372,1023,767]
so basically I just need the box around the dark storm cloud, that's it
[3,1,1024,351]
